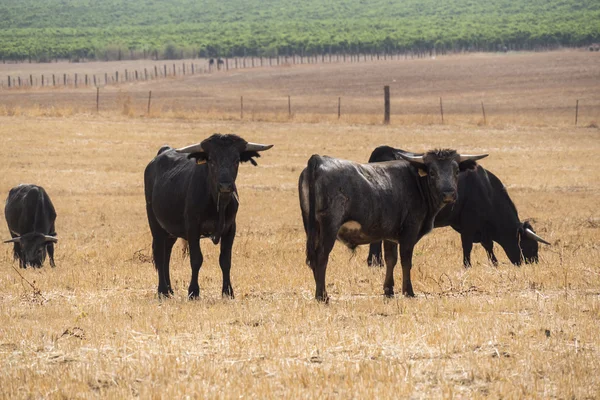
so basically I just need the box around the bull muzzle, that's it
[441,190,457,204]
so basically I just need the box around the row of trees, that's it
[0,0,598,61]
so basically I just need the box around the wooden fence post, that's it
[164,65,167,77]
[173,63,176,76]
[125,69,128,81]
[41,75,44,86]
[85,74,88,86]
[338,97,341,119]
[384,86,390,124]
[147,90,152,115]
[439,97,444,124]
[74,73,78,88]
[183,63,186,75]
[144,68,148,80]
[240,96,244,119]
[115,71,118,83]
[64,73,67,86]
[96,87,100,113]
[104,73,107,85]
[7,76,10,88]
[93,75,97,86]
[575,100,579,126]
[29,74,33,86]
[154,66,158,78]
[288,95,291,118]
[191,64,194,74]
[481,101,486,125]
[52,74,56,86]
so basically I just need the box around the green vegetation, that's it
[0,0,598,61]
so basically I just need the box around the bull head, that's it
[176,134,273,243]
[4,233,57,268]
[398,149,488,205]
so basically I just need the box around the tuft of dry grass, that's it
[0,115,599,397]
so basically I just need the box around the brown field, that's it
[0,52,600,398]
[0,50,599,126]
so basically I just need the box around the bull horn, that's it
[244,143,273,152]
[4,237,21,244]
[397,153,425,165]
[458,154,488,162]
[176,143,205,154]
[524,228,550,245]
[44,235,58,243]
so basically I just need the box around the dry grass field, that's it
[0,52,599,398]
[0,50,599,126]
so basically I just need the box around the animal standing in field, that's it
[4,184,58,268]
[144,134,273,298]
[217,58,225,70]
[299,149,487,301]
[366,146,550,268]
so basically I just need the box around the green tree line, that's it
[0,0,598,61]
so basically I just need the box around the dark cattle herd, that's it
[3,133,550,302]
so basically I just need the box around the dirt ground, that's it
[0,51,599,398]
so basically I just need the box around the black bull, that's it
[4,184,58,268]
[144,134,272,298]
[299,149,487,301]
[366,146,550,268]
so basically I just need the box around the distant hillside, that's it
[0,0,598,61]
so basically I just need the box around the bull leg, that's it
[163,236,177,293]
[187,236,204,299]
[481,239,498,266]
[146,205,173,297]
[368,241,384,267]
[47,243,56,268]
[219,224,236,298]
[383,241,398,297]
[313,226,337,303]
[460,233,474,268]
[399,244,415,297]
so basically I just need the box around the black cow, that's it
[366,146,550,268]
[299,149,487,301]
[4,184,58,268]
[144,134,273,299]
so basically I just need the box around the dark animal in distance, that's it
[4,184,58,268]
[144,134,273,299]
[299,149,487,301]
[366,146,550,268]
[217,58,225,69]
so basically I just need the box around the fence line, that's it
[0,50,498,91]
[74,87,595,127]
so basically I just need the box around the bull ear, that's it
[241,151,260,166]
[397,152,428,176]
[187,152,209,164]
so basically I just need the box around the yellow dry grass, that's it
[0,113,599,398]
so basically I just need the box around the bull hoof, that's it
[222,289,235,299]
[402,291,416,298]
[158,290,172,299]
[188,290,200,300]
[315,294,330,304]
[384,288,395,298]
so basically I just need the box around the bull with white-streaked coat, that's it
[298,149,487,302]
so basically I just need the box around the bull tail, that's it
[305,155,322,269]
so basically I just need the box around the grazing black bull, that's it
[366,146,550,268]
[144,134,272,298]
[299,149,487,301]
[4,184,58,268]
